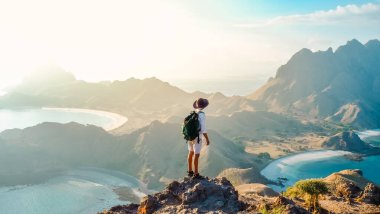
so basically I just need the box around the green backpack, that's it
[182,111,201,143]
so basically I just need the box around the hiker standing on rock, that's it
[183,98,210,179]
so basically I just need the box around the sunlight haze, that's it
[0,0,379,95]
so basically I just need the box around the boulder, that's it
[359,183,380,205]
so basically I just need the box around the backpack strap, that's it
[196,111,203,144]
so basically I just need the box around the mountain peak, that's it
[347,38,362,46]
[336,38,365,54]
[297,48,313,55]
[286,48,313,65]
[365,39,380,49]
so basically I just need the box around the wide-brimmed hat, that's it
[193,98,209,109]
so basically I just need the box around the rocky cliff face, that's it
[248,39,380,128]
[103,177,245,214]
[321,131,380,154]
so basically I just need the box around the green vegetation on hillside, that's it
[285,179,329,213]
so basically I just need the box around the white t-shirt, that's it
[196,109,207,135]
[189,109,207,145]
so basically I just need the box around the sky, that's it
[0,0,379,95]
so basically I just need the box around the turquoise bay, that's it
[0,108,133,214]
[261,130,380,192]
[0,168,148,214]
[0,108,127,132]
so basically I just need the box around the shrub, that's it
[285,179,329,213]
[258,152,271,159]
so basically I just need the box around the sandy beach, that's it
[42,107,128,131]
[261,150,352,174]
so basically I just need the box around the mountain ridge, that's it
[248,39,380,128]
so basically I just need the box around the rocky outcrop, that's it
[358,183,380,204]
[239,194,308,214]
[323,169,380,205]
[104,177,244,214]
[103,171,380,214]
[321,131,380,154]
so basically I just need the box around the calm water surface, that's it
[0,108,118,132]
[261,130,380,192]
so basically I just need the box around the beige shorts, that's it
[188,138,202,154]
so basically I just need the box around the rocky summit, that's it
[103,170,380,214]
[101,176,308,214]
[103,177,244,214]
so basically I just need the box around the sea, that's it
[261,130,380,192]
[0,108,143,214]
[0,108,119,133]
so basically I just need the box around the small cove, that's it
[0,107,127,132]
[0,168,149,214]
[261,130,380,192]
[0,107,132,213]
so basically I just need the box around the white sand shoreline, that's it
[260,150,352,177]
[275,150,352,165]
[42,107,128,131]
[356,129,380,140]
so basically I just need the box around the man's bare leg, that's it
[194,154,200,174]
[188,151,194,172]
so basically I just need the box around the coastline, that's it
[260,150,353,191]
[260,129,380,172]
[42,107,128,131]
[260,150,352,173]
[259,129,380,190]
[0,168,148,214]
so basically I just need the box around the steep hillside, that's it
[248,39,380,128]
[0,122,258,189]
[117,121,257,188]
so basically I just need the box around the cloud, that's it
[235,3,380,28]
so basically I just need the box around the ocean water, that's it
[261,130,380,192]
[0,108,119,132]
[0,169,147,214]
[0,108,135,213]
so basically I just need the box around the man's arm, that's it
[203,133,210,145]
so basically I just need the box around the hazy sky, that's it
[0,0,379,95]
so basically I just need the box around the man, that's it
[187,98,210,179]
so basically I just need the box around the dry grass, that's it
[244,134,327,158]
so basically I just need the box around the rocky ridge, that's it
[321,131,380,155]
[102,169,380,214]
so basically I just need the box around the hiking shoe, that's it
[192,173,204,179]
[187,171,194,177]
